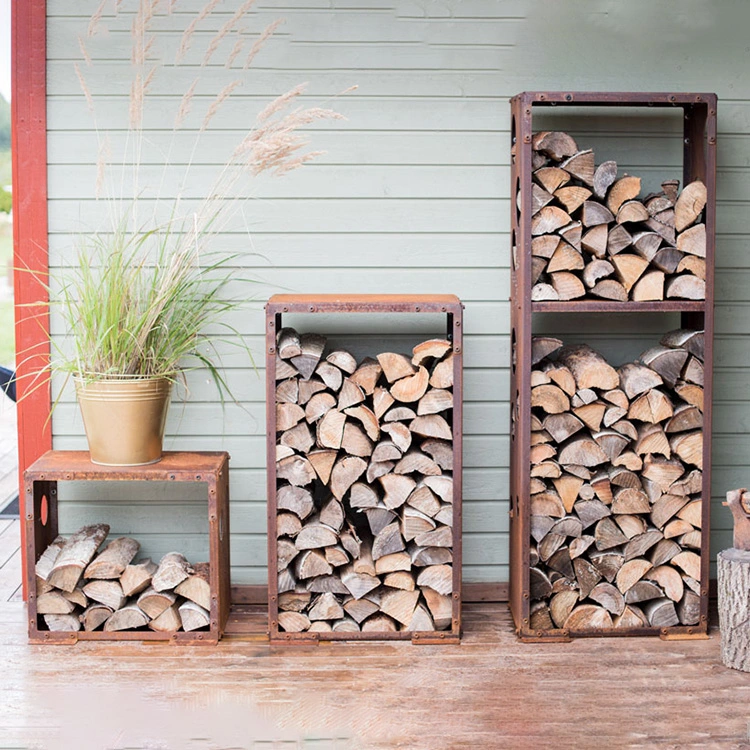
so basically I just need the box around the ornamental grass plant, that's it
[42,0,350,400]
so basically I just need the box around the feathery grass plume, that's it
[174,78,199,129]
[177,0,222,62]
[203,0,256,66]
[95,136,112,199]
[88,0,108,37]
[78,36,92,67]
[129,72,145,129]
[244,19,283,69]
[74,63,95,112]
[225,30,246,69]
[255,83,307,123]
[200,79,242,132]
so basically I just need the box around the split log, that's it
[316,362,343,392]
[412,339,452,366]
[82,603,113,631]
[278,611,311,633]
[174,562,211,611]
[37,591,76,615]
[281,422,315,454]
[35,536,66,582]
[551,272,586,300]
[561,150,595,186]
[48,524,110,592]
[590,279,628,302]
[338,378,366,411]
[666,275,705,300]
[179,601,211,631]
[607,176,641,215]
[277,328,301,359]
[611,254,648,293]
[326,349,357,374]
[430,353,454,389]
[391,366,429,403]
[593,160,618,199]
[350,358,383,395]
[317,409,347,450]
[307,449,338,485]
[152,552,192,592]
[82,580,126,611]
[616,200,648,224]
[137,587,177,619]
[297,378,327,406]
[276,455,316,487]
[377,352,416,383]
[582,200,614,227]
[277,403,305,432]
[44,614,81,632]
[558,345,619,391]
[344,406,380,441]
[290,333,327,380]
[372,387,395,421]
[120,559,157,598]
[532,206,572,235]
[533,131,578,160]
[674,181,706,232]
[535,166,571,194]
[581,225,608,259]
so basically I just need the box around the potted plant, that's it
[56,221,242,465]
[33,1,351,465]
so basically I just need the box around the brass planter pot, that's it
[74,376,172,466]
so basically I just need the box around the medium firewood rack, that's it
[508,92,716,641]
[266,294,463,643]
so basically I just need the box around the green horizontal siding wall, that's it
[45,0,750,584]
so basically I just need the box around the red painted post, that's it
[12,0,51,598]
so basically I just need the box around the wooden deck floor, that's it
[0,602,748,748]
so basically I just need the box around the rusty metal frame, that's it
[265,294,463,644]
[24,451,231,644]
[509,92,717,641]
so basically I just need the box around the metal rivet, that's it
[195,475,201,480]
[309,306,315,312]
[26,514,32,520]
[565,94,572,101]
[169,474,175,480]
[414,633,420,639]
[440,633,446,639]
[454,347,461,353]
[523,134,531,143]
[26,488,31,493]
[670,95,676,102]
[441,307,446,312]
[269,320,274,327]
[523,592,529,600]
[684,138,690,144]
[415,306,420,312]
[269,346,275,353]
[696,95,702,101]
[283,307,288,312]
[522,618,528,624]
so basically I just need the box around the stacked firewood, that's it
[274,328,455,634]
[528,329,704,630]
[527,131,707,302]
[35,525,210,633]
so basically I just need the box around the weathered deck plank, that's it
[0,602,747,748]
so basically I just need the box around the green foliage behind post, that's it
[0,187,10,214]
[0,95,9,151]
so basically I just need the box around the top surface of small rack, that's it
[512,91,716,107]
[25,451,229,480]
[267,294,462,313]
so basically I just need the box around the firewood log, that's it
[295,520,339,550]
[533,131,578,160]
[138,587,177,619]
[548,241,584,273]
[616,200,649,225]
[376,352,415,384]
[666,275,705,300]
[148,605,182,633]
[317,409,347,450]
[429,353,454,389]
[372,522,405,560]
[174,562,211,610]
[366,460,395,483]
[645,566,684,603]
[412,339,451,366]
[338,378,366,412]
[555,186,591,214]
[325,546,349,567]
[44,614,82,632]
[646,209,676,245]
[344,597,380,623]
[673,180,706,231]
[341,423,373,458]
[315,362,343,392]
[375,551,412,574]
[37,591,76,615]
[290,333,326,380]
[372,386,396,420]
[581,224,608,259]
[582,258,614,288]
[591,279,628,301]
[417,389,453,417]
[349,357,383,395]
[349,482,380,509]
[278,611,311,633]
[277,569,297,593]
[410,544,452,567]
[341,565,380,600]
[277,328,301,359]
[531,384,570,414]
[558,437,608,467]
[100,604,150,631]
[35,536,67,582]
[670,431,703,469]
[676,221,706,259]
[394,451,441,476]
[532,284,559,302]
[607,224,633,255]
[277,485,314,521]
[48,524,110,592]
[82,603,113,631]
[297,378,327,406]
[326,349,357,374]
[281,422,315,454]
[631,231,662,262]
[535,166,571,193]
[551,271,586,300]
[344,405,380,441]
[276,355,299,381]
[402,506,436,542]
[294,550,332,580]
[532,205,572,235]
[119,559,157,598]
[649,539,681,567]
[557,345,618,391]
[610,254,648,293]
[277,539,299,571]
[677,255,706,280]
[276,455,316,487]
[409,414,452,441]
[83,580,126,611]
[277,403,305,433]
[276,379,299,405]
[179,600,210,631]
[604,176,640,214]
[380,474,417,510]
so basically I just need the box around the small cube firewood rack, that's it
[509,92,716,641]
[266,294,463,644]
[25,451,231,644]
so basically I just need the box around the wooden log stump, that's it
[718,548,750,672]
